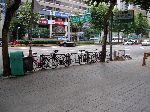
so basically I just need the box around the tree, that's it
[84,27,99,40]
[113,8,135,40]
[134,13,149,37]
[2,0,21,76]
[91,3,108,32]
[10,1,39,40]
[85,0,150,62]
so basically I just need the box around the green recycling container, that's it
[10,51,25,76]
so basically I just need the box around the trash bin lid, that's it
[10,51,24,59]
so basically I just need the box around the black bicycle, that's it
[49,50,71,69]
[32,53,50,71]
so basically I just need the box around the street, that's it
[0,44,150,70]
[0,44,150,112]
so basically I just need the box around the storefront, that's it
[39,10,70,39]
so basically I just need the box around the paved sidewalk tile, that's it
[0,57,150,112]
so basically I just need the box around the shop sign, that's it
[48,20,55,24]
[38,18,48,25]
[53,11,69,18]
[40,10,53,16]
[48,20,65,25]
[55,20,64,25]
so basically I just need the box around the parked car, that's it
[57,36,76,47]
[0,41,2,47]
[123,40,134,45]
[141,39,150,46]
[57,36,68,41]
[58,40,76,47]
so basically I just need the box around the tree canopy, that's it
[85,0,150,62]
[85,0,150,10]
[10,1,39,40]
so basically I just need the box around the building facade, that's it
[33,0,88,40]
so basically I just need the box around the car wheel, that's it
[64,44,67,47]
[72,43,76,47]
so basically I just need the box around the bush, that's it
[77,41,95,45]
[18,40,59,45]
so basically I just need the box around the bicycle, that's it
[49,50,72,69]
[32,53,50,71]
[87,49,101,63]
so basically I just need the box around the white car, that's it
[123,40,134,45]
[141,39,150,46]
[57,36,68,42]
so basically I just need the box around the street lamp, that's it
[17,27,20,41]
[109,14,113,61]
[68,14,71,41]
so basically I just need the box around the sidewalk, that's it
[0,57,150,112]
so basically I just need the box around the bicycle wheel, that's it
[42,58,51,69]
[64,54,71,67]
[33,60,39,71]
[49,58,59,69]
[78,55,82,65]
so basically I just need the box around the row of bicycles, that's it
[32,49,109,71]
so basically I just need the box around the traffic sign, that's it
[71,14,91,24]
[114,10,134,23]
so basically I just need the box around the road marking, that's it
[77,46,84,48]
[51,46,58,48]
[18,47,28,49]
[41,49,49,51]
[124,49,130,51]
[113,45,121,47]
[140,47,144,49]
[70,50,76,52]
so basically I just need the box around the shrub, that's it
[77,41,95,45]
[18,40,59,44]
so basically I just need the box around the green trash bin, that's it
[10,51,25,76]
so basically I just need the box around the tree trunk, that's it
[100,0,116,62]
[2,0,21,76]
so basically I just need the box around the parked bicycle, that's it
[49,50,71,69]
[32,53,50,71]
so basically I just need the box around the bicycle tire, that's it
[49,59,59,69]
[33,60,39,71]
[42,58,51,69]
[64,53,71,67]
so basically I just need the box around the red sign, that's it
[55,20,64,25]
[38,18,48,25]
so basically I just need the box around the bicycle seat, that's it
[79,50,85,52]
[33,52,37,55]
[54,50,59,53]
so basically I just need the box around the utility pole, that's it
[68,15,71,41]
[29,0,34,57]
[109,13,113,61]
[17,27,20,40]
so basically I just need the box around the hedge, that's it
[77,41,95,45]
[18,40,59,44]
